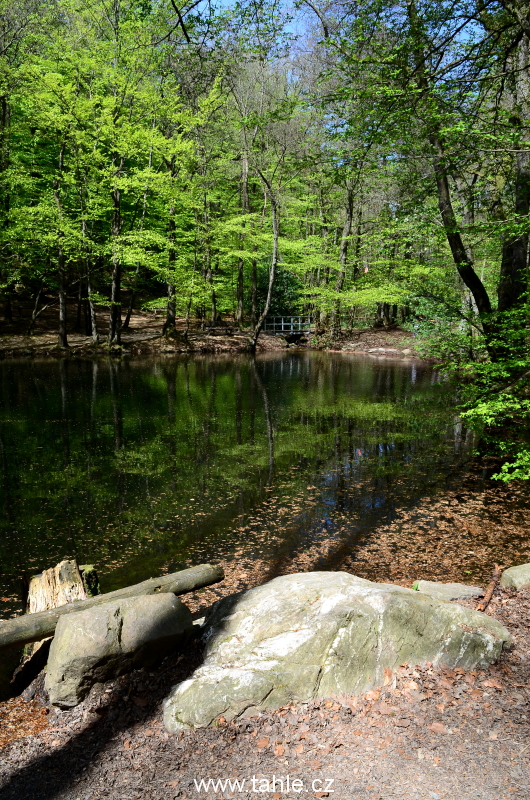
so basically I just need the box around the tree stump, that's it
[25,559,88,660]
[26,559,88,616]
[12,559,90,695]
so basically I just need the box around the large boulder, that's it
[163,572,510,731]
[500,563,530,591]
[46,594,192,708]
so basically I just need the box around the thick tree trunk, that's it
[27,560,87,614]
[429,135,493,318]
[108,257,121,346]
[406,1,497,352]
[185,294,192,337]
[236,258,244,326]
[210,277,217,324]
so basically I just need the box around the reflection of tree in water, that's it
[0,353,470,614]
[251,360,274,485]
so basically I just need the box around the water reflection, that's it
[0,352,473,616]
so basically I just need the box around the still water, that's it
[0,352,472,617]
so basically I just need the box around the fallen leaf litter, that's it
[0,586,527,800]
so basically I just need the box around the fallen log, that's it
[0,563,224,652]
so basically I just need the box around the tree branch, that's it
[170,0,191,43]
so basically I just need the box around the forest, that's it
[0,0,529,474]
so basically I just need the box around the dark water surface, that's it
[0,352,473,617]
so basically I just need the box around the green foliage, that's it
[0,0,529,478]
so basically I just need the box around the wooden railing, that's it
[263,316,312,334]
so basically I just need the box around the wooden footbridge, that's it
[263,316,313,336]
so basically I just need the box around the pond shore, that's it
[0,463,529,799]
[0,587,528,800]
[0,303,424,360]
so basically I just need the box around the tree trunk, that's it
[429,134,493,319]
[406,0,496,352]
[251,258,258,327]
[53,144,68,348]
[235,150,249,328]
[163,205,177,335]
[108,181,122,346]
[163,283,177,334]
[352,207,362,282]
[75,280,83,331]
[201,193,218,324]
[26,287,43,336]
[0,95,11,330]
[250,176,279,352]
[497,34,530,314]
[124,149,151,333]
[331,182,355,338]
[185,294,192,337]
[87,270,99,343]
[236,257,244,327]
[58,252,68,348]
[122,288,135,331]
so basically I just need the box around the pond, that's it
[0,351,473,621]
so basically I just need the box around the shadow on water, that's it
[0,352,473,622]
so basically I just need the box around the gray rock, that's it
[500,563,530,591]
[413,580,484,602]
[46,594,192,708]
[163,572,510,731]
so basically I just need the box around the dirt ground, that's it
[0,298,421,359]
[0,585,528,800]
